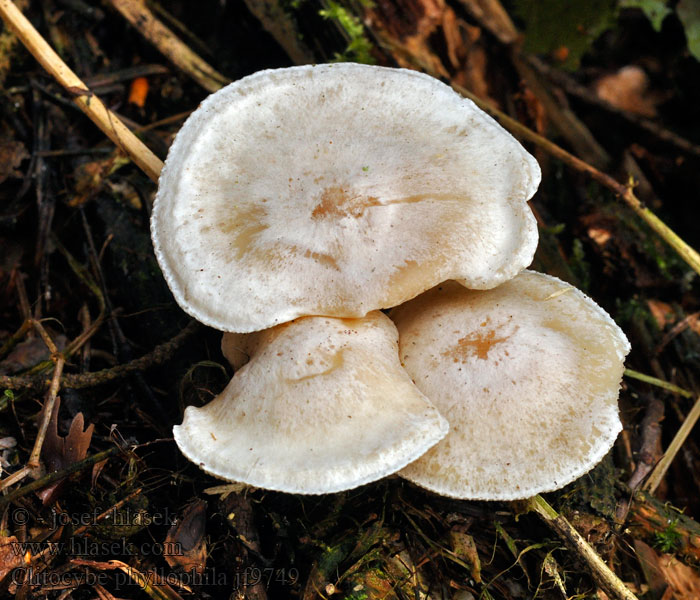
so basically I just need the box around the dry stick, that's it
[0,0,163,182]
[31,318,59,356]
[0,446,121,509]
[438,0,700,273]
[75,487,144,538]
[0,320,201,391]
[108,0,228,93]
[15,268,32,322]
[528,495,639,600]
[643,395,700,494]
[6,0,698,280]
[528,55,700,159]
[451,82,700,278]
[240,0,315,65]
[0,318,33,359]
[27,354,64,468]
[457,0,518,44]
[0,466,32,492]
[2,318,66,477]
[0,3,681,591]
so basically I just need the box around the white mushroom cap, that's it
[152,63,540,333]
[390,271,630,500]
[173,311,448,494]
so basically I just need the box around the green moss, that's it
[319,1,375,63]
[653,518,683,553]
[0,389,13,412]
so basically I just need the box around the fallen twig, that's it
[644,395,700,494]
[528,55,700,159]
[527,495,638,600]
[0,0,163,181]
[451,81,700,278]
[27,353,65,468]
[0,318,33,359]
[0,321,200,391]
[0,319,68,483]
[0,446,121,509]
[7,0,699,283]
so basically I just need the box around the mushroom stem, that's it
[527,495,639,600]
[0,0,163,182]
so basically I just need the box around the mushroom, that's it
[390,271,630,500]
[173,311,448,494]
[151,63,540,333]
[221,331,257,371]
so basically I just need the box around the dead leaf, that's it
[0,535,23,582]
[657,312,700,353]
[0,140,29,184]
[0,333,67,375]
[635,539,700,600]
[588,226,612,247]
[37,398,94,506]
[657,554,700,600]
[70,152,130,207]
[449,525,481,582]
[594,65,660,117]
[634,539,668,597]
[442,7,464,69]
[106,179,142,210]
[164,500,207,574]
[647,300,675,329]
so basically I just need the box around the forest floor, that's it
[1,1,700,599]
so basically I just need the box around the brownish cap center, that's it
[442,321,515,362]
[311,186,381,220]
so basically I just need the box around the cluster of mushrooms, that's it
[150,63,630,500]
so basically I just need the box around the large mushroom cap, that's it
[152,63,540,333]
[391,271,630,500]
[173,311,448,494]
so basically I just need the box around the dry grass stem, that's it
[27,354,65,468]
[0,465,31,492]
[624,369,694,399]
[644,395,700,494]
[0,0,163,181]
[452,82,700,278]
[528,495,639,600]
